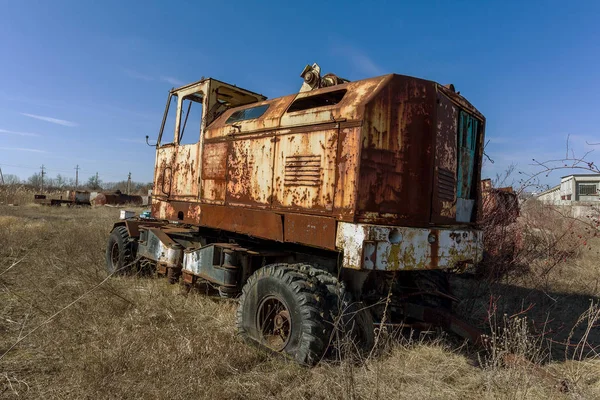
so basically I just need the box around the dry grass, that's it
[1,205,600,399]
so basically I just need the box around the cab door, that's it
[154,90,205,201]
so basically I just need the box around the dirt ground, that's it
[1,205,599,399]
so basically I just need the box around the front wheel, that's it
[105,226,137,275]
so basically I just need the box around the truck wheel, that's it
[236,264,329,365]
[105,226,136,275]
[297,265,375,356]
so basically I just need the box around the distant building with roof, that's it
[536,174,600,205]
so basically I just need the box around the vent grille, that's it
[438,168,455,201]
[284,155,321,186]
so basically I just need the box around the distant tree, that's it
[87,174,102,190]
[55,174,67,188]
[2,174,21,185]
[27,173,43,188]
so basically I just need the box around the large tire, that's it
[296,265,375,356]
[236,264,330,365]
[105,226,136,275]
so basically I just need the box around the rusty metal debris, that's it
[34,190,149,207]
[481,178,520,225]
[93,191,144,206]
[34,193,90,206]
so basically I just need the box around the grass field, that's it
[1,204,600,399]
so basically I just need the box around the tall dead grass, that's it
[1,205,599,399]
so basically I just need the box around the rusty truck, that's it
[106,63,485,364]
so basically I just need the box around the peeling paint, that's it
[336,222,483,271]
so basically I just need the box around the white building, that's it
[536,174,600,205]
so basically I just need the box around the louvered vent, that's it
[438,168,455,201]
[284,155,321,186]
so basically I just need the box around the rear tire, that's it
[236,264,330,365]
[105,226,136,275]
[298,265,375,356]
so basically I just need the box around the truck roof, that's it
[204,73,484,139]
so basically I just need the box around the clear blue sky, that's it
[0,0,598,187]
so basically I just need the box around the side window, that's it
[578,183,598,196]
[179,94,203,145]
[226,104,269,124]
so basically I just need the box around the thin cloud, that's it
[124,68,184,86]
[0,128,40,137]
[0,147,47,153]
[21,113,78,127]
[332,44,384,77]
[160,76,184,86]
[123,68,154,81]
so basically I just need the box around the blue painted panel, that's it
[457,111,477,199]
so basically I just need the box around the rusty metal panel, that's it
[280,77,389,127]
[226,136,274,207]
[272,129,337,212]
[170,144,199,199]
[201,141,228,204]
[336,222,483,271]
[200,204,283,242]
[120,219,168,238]
[333,126,361,219]
[431,92,458,223]
[283,213,337,250]
[356,76,435,226]
[151,198,201,224]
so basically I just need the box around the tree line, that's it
[1,173,152,195]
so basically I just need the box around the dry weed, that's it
[0,205,599,399]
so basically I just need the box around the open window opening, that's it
[159,94,178,146]
[286,89,347,113]
[179,94,203,145]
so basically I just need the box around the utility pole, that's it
[75,165,79,189]
[40,165,45,192]
[95,172,99,189]
[127,172,131,195]
[0,167,4,185]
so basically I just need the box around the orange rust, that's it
[151,74,485,250]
